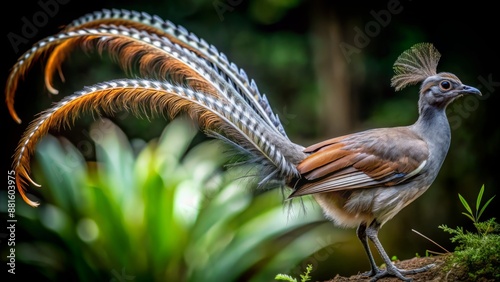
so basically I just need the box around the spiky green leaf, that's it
[478,195,496,221]
[476,184,485,218]
[459,193,473,220]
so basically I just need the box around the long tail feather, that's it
[8,17,285,137]
[45,8,287,137]
[8,10,306,207]
[13,78,302,207]
[44,41,73,95]
[6,25,219,122]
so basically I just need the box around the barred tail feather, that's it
[6,25,222,122]
[8,10,306,207]
[7,21,282,136]
[47,8,288,137]
[13,79,302,207]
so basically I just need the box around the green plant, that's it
[1,118,329,282]
[275,264,313,282]
[458,184,495,226]
[439,185,500,280]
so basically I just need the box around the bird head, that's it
[391,43,481,110]
[419,72,482,109]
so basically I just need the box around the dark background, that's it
[2,0,499,281]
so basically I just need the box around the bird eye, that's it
[439,80,452,91]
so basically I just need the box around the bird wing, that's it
[289,127,429,197]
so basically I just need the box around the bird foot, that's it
[365,263,435,282]
[360,268,381,278]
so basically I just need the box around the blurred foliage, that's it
[1,119,331,281]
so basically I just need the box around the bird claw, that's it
[370,269,412,282]
[360,268,381,278]
[367,263,435,282]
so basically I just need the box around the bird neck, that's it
[412,102,451,164]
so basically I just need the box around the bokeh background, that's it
[2,0,499,281]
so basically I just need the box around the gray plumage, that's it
[291,43,481,281]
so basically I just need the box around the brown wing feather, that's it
[301,153,358,180]
[291,127,429,197]
[302,136,345,153]
[297,142,347,174]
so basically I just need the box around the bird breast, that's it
[313,182,430,228]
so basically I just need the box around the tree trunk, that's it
[309,1,356,137]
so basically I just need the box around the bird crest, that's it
[390,42,441,91]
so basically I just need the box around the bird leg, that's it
[357,223,382,277]
[364,221,435,282]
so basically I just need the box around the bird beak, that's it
[460,85,482,96]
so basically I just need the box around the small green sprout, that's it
[275,264,313,282]
[458,184,495,224]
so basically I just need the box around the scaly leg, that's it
[365,221,435,282]
[357,223,381,277]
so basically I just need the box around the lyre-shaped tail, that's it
[6,10,305,207]
[7,8,286,137]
